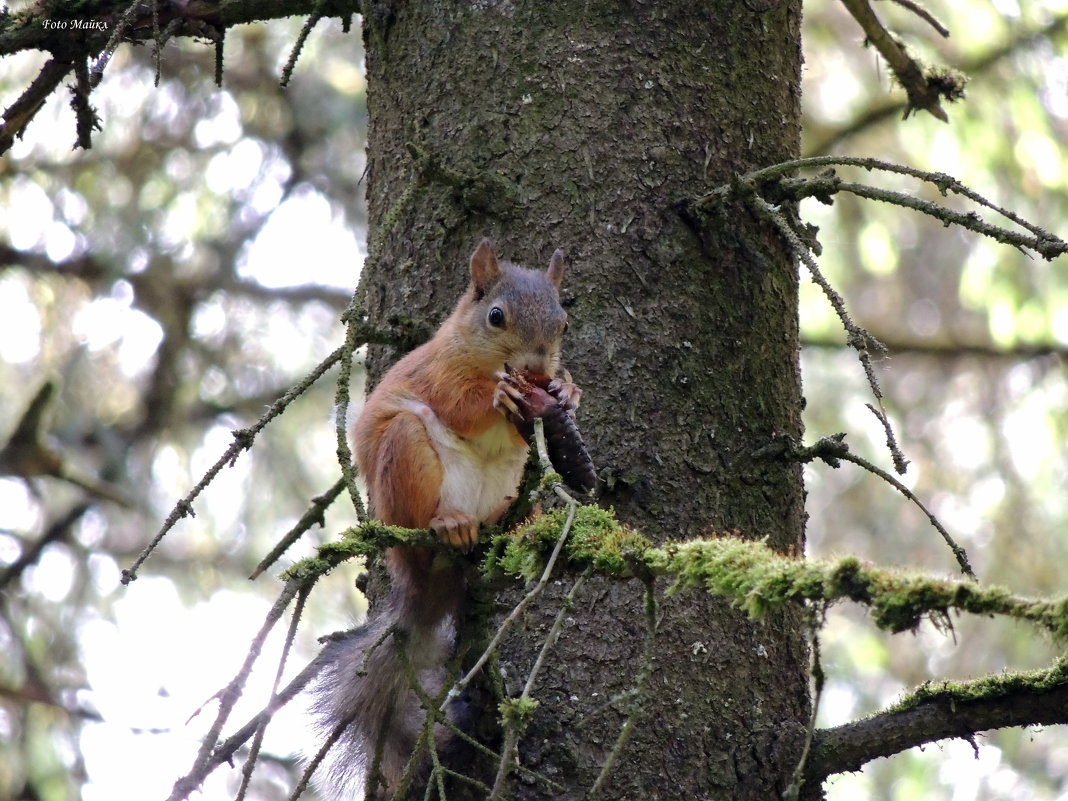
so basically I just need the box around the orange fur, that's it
[312,240,573,799]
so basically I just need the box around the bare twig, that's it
[335,153,427,516]
[696,155,1063,249]
[0,57,74,156]
[449,476,577,698]
[166,576,307,801]
[179,656,325,782]
[235,584,311,801]
[214,29,225,87]
[881,0,949,38]
[489,566,591,801]
[71,58,100,150]
[250,477,348,579]
[789,434,975,579]
[801,333,1068,361]
[839,0,965,120]
[775,175,1067,261]
[865,402,909,475]
[589,578,658,797]
[122,346,343,584]
[334,312,368,518]
[783,612,826,801]
[289,709,357,801]
[281,3,326,87]
[750,197,904,470]
[90,0,146,87]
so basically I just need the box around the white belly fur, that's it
[402,399,528,522]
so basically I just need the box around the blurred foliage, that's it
[0,1,1065,800]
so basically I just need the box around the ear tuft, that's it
[547,248,567,288]
[470,238,500,299]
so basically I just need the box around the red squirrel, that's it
[310,239,581,799]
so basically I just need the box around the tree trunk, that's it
[359,2,810,798]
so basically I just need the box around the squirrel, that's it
[309,239,581,799]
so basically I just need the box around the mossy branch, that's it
[494,506,1068,638]
[804,656,1068,785]
[310,506,1068,640]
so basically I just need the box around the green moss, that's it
[289,506,1068,641]
[280,519,439,581]
[646,535,1068,637]
[499,696,540,729]
[888,656,1068,714]
[496,506,652,581]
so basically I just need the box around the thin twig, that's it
[449,463,577,699]
[214,30,225,87]
[334,313,368,518]
[590,578,658,796]
[180,655,326,790]
[122,346,343,584]
[751,197,906,472]
[152,0,162,86]
[335,157,426,516]
[250,477,348,579]
[777,175,1067,261]
[696,156,1065,249]
[281,4,325,87]
[90,0,145,87]
[289,711,357,801]
[167,576,307,801]
[392,645,445,801]
[235,584,311,801]
[521,557,586,699]
[881,0,949,37]
[531,416,581,506]
[71,58,99,149]
[783,611,826,801]
[792,434,975,579]
[489,566,591,801]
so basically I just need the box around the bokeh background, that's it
[1,1,1066,799]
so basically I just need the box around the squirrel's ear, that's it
[470,238,500,298]
[547,249,567,287]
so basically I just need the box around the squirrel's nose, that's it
[515,349,553,377]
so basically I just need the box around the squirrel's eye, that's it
[488,307,505,328]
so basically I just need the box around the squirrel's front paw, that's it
[547,373,582,412]
[493,370,526,420]
[431,510,480,552]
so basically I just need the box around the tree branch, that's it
[807,12,1068,155]
[805,658,1068,783]
[802,334,1068,361]
[0,0,358,59]
[0,0,359,154]
[838,0,966,121]
[0,56,73,153]
[774,174,1067,260]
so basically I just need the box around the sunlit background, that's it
[1,1,1067,799]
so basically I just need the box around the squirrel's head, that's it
[460,238,569,377]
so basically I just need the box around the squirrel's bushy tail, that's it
[307,552,464,800]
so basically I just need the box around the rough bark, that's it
[359,2,810,798]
